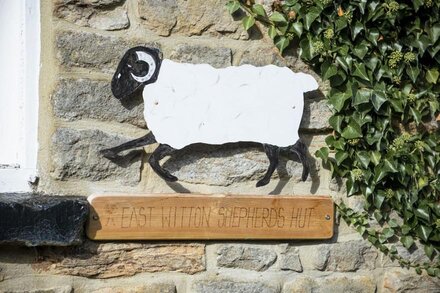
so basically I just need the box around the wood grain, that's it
[87,194,334,240]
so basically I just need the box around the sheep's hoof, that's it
[256,178,270,187]
[100,148,118,159]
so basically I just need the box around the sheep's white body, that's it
[143,59,319,150]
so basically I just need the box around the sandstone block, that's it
[52,79,146,128]
[239,47,286,67]
[217,245,277,271]
[138,0,247,39]
[300,98,331,130]
[169,44,232,68]
[382,269,440,293]
[90,283,176,293]
[51,128,142,186]
[33,241,205,278]
[193,280,279,293]
[283,275,376,293]
[54,1,129,31]
[0,286,73,293]
[56,31,159,73]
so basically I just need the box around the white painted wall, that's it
[0,0,40,192]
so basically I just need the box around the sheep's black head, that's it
[111,46,162,100]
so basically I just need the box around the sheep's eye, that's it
[131,60,149,77]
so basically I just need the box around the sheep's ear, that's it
[111,46,162,100]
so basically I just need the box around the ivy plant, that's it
[227,0,440,276]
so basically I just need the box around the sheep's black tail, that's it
[100,132,156,159]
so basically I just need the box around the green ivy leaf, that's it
[329,115,343,133]
[424,244,434,259]
[370,151,381,166]
[315,147,329,162]
[414,207,430,222]
[321,61,338,80]
[335,151,349,165]
[426,68,439,84]
[290,21,303,37]
[371,91,387,111]
[341,119,362,139]
[353,42,369,60]
[351,21,364,39]
[353,63,370,82]
[242,15,256,31]
[401,235,414,249]
[356,151,370,168]
[428,23,440,44]
[225,0,240,14]
[353,88,372,106]
[417,225,432,242]
[304,7,321,30]
[328,92,350,112]
[406,66,420,83]
[251,4,266,17]
[269,11,287,23]
[409,107,422,124]
[268,26,277,39]
[275,36,290,54]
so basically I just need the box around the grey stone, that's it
[382,269,440,293]
[300,98,331,130]
[325,240,377,272]
[34,241,205,278]
[52,79,146,128]
[298,244,330,271]
[283,275,376,293]
[169,44,232,68]
[279,247,302,272]
[163,145,310,186]
[1,286,73,293]
[217,245,277,271]
[51,128,142,186]
[138,0,247,39]
[91,283,176,293]
[54,3,129,31]
[0,193,88,246]
[239,47,286,67]
[194,280,279,293]
[56,31,159,73]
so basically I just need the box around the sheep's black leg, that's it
[148,144,178,182]
[256,144,280,187]
[288,140,309,181]
[101,132,156,159]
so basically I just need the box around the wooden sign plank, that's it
[87,194,334,240]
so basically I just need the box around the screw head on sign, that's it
[93,215,99,221]
[325,215,331,220]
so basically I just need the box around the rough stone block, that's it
[54,0,129,31]
[1,286,73,293]
[0,194,88,246]
[51,128,142,186]
[33,241,205,278]
[283,275,376,293]
[239,47,286,67]
[300,98,331,130]
[56,31,159,73]
[138,0,247,39]
[299,240,377,272]
[52,79,146,128]
[163,144,312,186]
[217,245,277,271]
[279,246,302,272]
[169,44,232,68]
[381,269,440,293]
[90,283,176,293]
[193,280,279,293]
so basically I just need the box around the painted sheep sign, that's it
[101,47,319,187]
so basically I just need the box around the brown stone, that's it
[283,275,376,293]
[90,283,176,293]
[33,241,205,278]
[382,269,440,293]
[138,0,247,39]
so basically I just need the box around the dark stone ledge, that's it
[0,193,89,246]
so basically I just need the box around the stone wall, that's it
[0,0,438,292]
